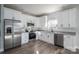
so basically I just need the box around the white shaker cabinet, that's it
[35,31,42,40]
[4,7,14,19]
[64,35,76,52]
[61,8,77,28]
[4,7,22,20]
[39,32,47,42]
[21,32,29,45]
[40,32,46,42]
[58,8,77,28]
[47,32,54,44]
[62,10,69,28]
[48,8,77,28]
[13,10,22,20]
[38,32,54,45]
[56,12,64,28]
[69,8,77,28]
[57,10,69,28]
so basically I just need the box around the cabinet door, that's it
[4,7,14,19]
[57,12,64,28]
[39,32,44,41]
[48,33,54,44]
[43,32,47,42]
[69,8,77,28]
[40,32,49,43]
[64,35,73,51]
[62,10,69,28]
[21,33,29,44]
[14,10,21,20]
[64,35,76,52]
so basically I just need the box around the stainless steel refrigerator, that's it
[4,19,21,50]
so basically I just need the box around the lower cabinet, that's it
[38,32,54,45]
[64,35,76,52]
[35,31,42,40]
[21,33,29,45]
[46,33,54,45]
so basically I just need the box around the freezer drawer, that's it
[5,36,13,50]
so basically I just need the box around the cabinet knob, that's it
[68,24,70,27]
[61,24,63,27]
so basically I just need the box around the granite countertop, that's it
[54,31,76,35]
[35,30,76,35]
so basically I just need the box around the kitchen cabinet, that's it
[21,33,29,45]
[56,10,69,28]
[38,31,54,45]
[34,18,40,28]
[4,7,14,19]
[47,32,54,44]
[56,12,64,28]
[58,8,77,28]
[62,10,69,28]
[35,31,42,40]
[69,8,77,28]
[4,7,22,20]
[47,8,77,28]
[20,14,27,31]
[40,32,45,41]
[64,35,76,52]
[39,16,46,28]
[13,10,22,20]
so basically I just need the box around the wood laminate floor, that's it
[3,39,65,54]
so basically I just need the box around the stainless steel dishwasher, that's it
[54,33,64,47]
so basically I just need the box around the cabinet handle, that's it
[61,24,63,27]
[68,24,70,27]
[48,35,49,38]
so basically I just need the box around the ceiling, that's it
[4,4,78,16]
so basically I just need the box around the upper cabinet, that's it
[4,7,14,19]
[47,8,77,28]
[56,12,64,28]
[4,7,22,20]
[38,16,46,28]
[69,8,77,28]
[13,10,22,20]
